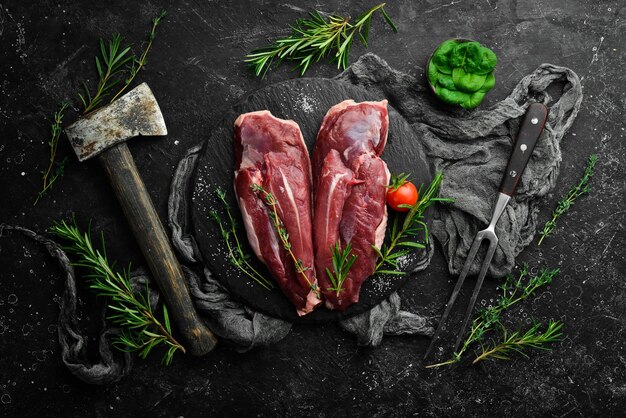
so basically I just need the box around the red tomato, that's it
[387,181,418,212]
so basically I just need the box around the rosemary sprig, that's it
[34,12,166,205]
[110,10,167,103]
[49,219,185,365]
[34,102,69,206]
[80,33,134,114]
[538,154,598,245]
[373,172,452,275]
[251,183,320,296]
[472,320,563,364]
[426,266,560,368]
[325,242,358,295]
[210,188,273,290]
[245,3,397,78]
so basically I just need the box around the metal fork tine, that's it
[423,234,484,359]
[452,237,499,353]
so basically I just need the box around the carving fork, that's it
[424,103,548,360]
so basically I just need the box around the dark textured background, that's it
[1,0,625,416]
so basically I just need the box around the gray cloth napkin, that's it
[1,54,582,384]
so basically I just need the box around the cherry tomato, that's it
[387,181,418,212]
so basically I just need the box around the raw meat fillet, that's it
[312,100,390,310]
[234,110,321,316]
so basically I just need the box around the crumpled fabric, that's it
[0,224,132,385]
[336,54,582,276]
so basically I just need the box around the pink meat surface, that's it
[234,110,321,316]
[312,100,390,310]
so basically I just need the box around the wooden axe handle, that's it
[99,142,217,356]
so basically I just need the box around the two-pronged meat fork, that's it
[424,103,549,359]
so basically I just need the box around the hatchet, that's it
[65,82,217,356]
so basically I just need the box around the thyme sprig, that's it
[538,154,598,245]
[49,219,184,365]
[326,243,357,296]
[245,3,397,78]
[34,102,69,206]
[251,184,320,297]
[472,320,563,364]
[210,188,273,290]
[374,172,451,275]
[426,266,560,368]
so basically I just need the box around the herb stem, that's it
[81,34,133,114]
[426,266,560,368]
[538,154,598,245]
[251,184,319,296]
[325,243,357,295]
[110,11,167,103]
[472,320,563,364]
[245,3,397,78]
[34,103,69,206]
[210,198,273,290]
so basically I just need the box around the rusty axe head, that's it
[65,83,167,161]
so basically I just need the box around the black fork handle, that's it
[499,103,548,196]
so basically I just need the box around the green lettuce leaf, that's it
[432,39,459,74]
[474,47,498,75]
[436,85,470,105]
[460,92,486,109]
[437,72,456,90]
[452,67,487,92]
[479,72,496,92]
[428,59,439,85]
[449,42,481,68]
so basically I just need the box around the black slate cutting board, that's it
[191,78,432,323]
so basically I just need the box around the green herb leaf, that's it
[374,172,453,274]
[211,188,274,290]
[325,242,358,295]
[538,154,598,245]
[426,267,561,368]
[109,11,166,103]
[472,320,563,364]
[376,269,406,276]
[251,184,318,296]
[245,3,397,78]
[33,102,69,206]
[49,219,185,365]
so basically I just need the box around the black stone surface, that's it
[1,0,624,416]
[191,77,430,323]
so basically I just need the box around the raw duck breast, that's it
[312,100,390,310]
[234,110,321,316]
